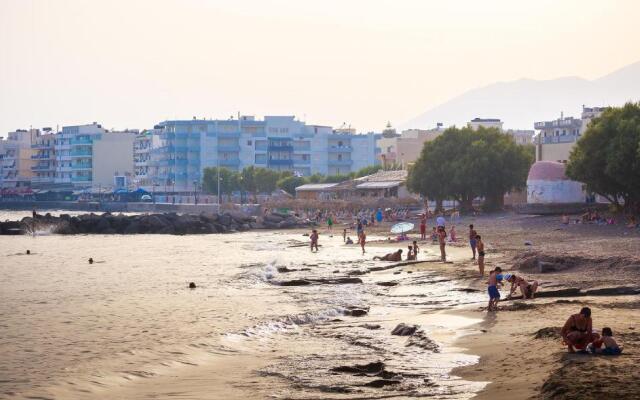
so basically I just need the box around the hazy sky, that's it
[1,0,639,137]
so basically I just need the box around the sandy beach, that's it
[376,213,640,400]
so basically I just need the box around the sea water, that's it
[1,211,486,399]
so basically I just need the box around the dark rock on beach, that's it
[0,210,315,235]
[391,323,419,336]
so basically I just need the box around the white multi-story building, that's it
[534,106,605,163]
[153,115,380,191]
[133,128,162,190]
[468,118,504,131]
[505,129,535,145]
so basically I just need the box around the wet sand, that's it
[368,213,640,400]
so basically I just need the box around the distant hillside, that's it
[401,61,640,130]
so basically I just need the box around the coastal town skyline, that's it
[2,0,640,136]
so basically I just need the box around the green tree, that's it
[277,175,308,196]
[407,126,533,212]
[323,174,351,183]
[202,167,240,200]
[566,102,640,212]
[254,168,280,193]
[307,173,324,183]
[355,165,382,177]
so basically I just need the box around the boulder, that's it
[391,323,419,336]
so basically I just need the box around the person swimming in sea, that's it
[373,249,403,262]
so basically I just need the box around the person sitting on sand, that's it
[561,307,597,353]
[345,236,354,245]
[373,249,403,262]
[487,267,503,312]
[506,274,539,299]
[561,214,569,225]
[588,327,622,355]
[310,229,319,252]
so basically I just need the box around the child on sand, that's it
[310,229,319,252]
[431,227,438,243]
[487,267,503,312]
[588,327,622,355]
[412,240,419,260]
[407,245,415,260]
[449,225,457,242]
[343,228,347,243]
[360,231,367,255]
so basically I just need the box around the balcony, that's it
[218,131,240,138]
[31,144,52,150]
[328,146,353,152]
[31,154,53,160]
[70,137,93,145]
[218,145,241,152]
[31,164,55,171]
[268,159,293,166]
[268,145,293,152]
[72,162,92,170]
[219,158,240,167]
[175,159,188,166]
[541,135,578,144]
[174,146,189,152]
[293,158,311,165]
[328,159,353,166]
[70,150,93,157]
[135,160,149,166]
[72,175,92,182]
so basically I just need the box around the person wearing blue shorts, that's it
[487,267,502,311]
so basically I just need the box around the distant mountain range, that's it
[400,61,640,130]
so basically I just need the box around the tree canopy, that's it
[566,102,640,213]
[407,126,533,211]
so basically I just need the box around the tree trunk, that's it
[484,191,505,212]
[459,196,474,213]
[435,198,444,213]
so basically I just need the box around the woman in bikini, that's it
[507,274,539,299]
[561,307,598,352]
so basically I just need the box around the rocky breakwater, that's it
[0,211,315,235]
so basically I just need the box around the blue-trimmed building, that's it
[151,116,379,190]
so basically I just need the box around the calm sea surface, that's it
[1,210,486,399]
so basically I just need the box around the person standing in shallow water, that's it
[476,235,485,276]
[469,224,478,260]
[310,229,319,252]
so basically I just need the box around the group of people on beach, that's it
[486,267,540,311]
[561,307,622,355]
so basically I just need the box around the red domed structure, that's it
[527,161,584,204]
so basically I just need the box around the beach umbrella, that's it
[390,222,414,234]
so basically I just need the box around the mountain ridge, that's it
[400,61,640,130]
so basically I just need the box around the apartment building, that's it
[133,129,161,190]
[468,118,504,131]
[152,115,379,190]
[30,128,57,188]
[0,129,38,188]
[534,106,605,163]
[377,126,443,168]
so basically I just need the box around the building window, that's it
[247,140,252,146]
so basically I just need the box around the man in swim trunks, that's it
[561,307,596,353]
[469,224,478,260]
[373,249,403,262]
[507,274,539,299]
[487,267,502,312]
